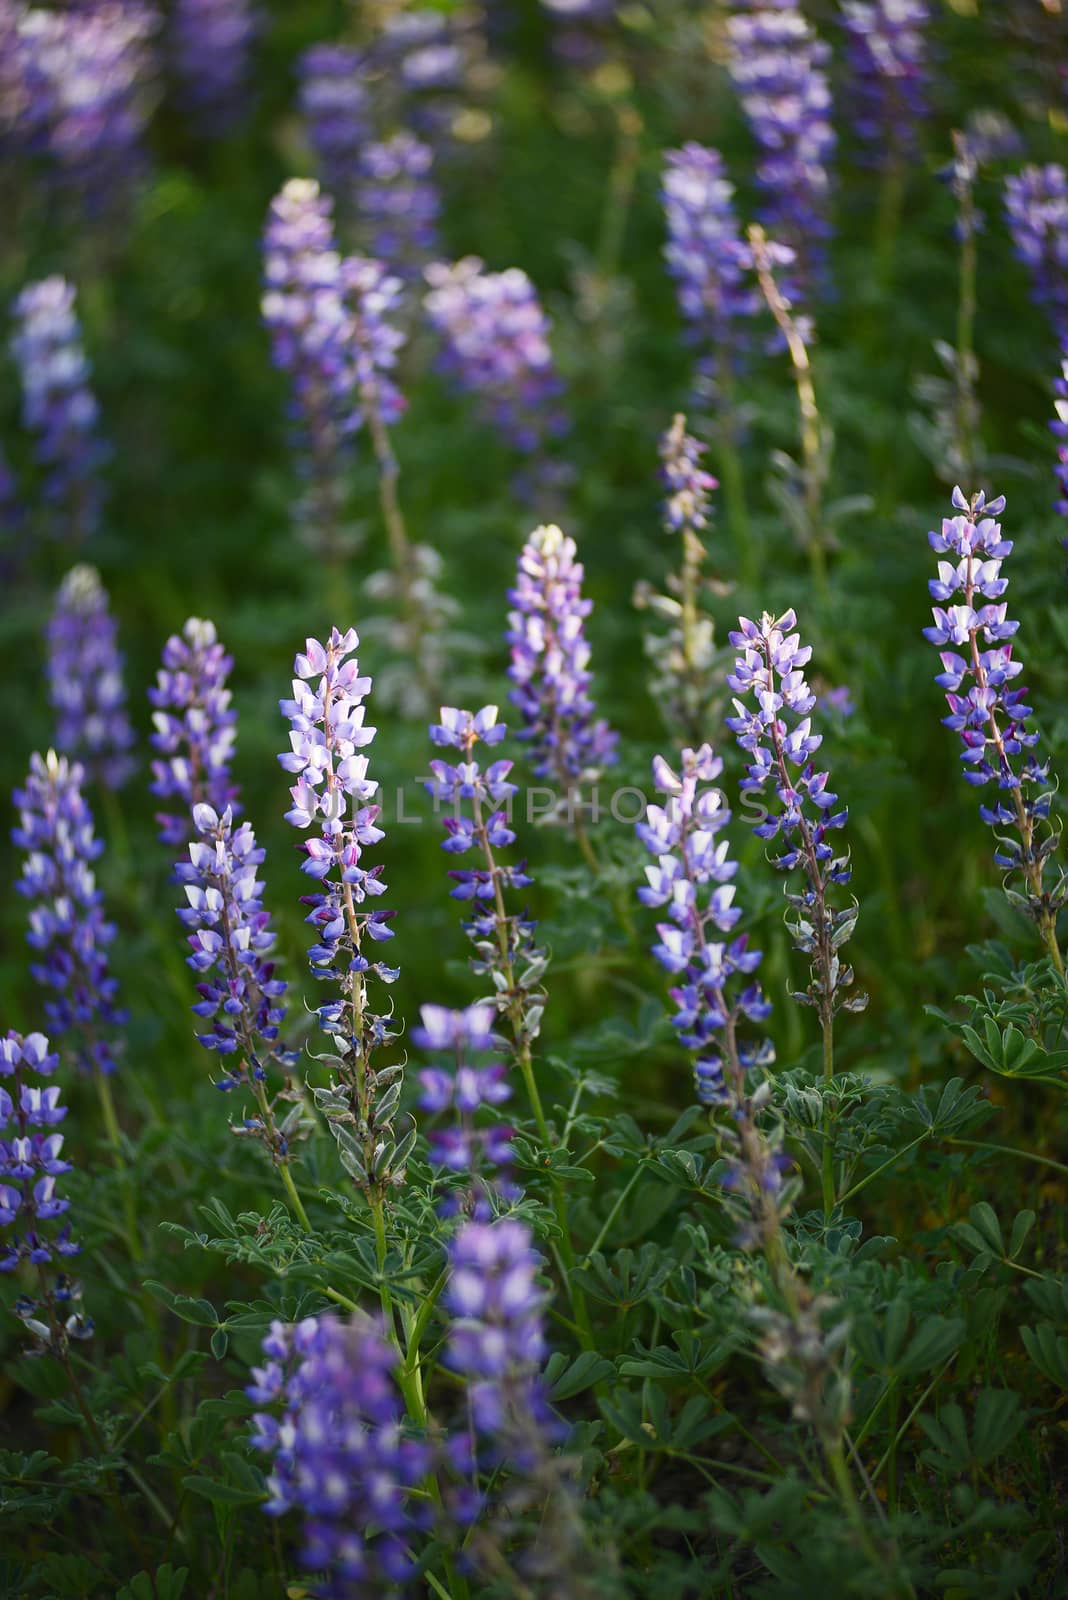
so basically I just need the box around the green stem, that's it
[946,1137,1068,1177]
[584,1165,643,1261]
[94,1069,141,1262]
[821,1021,835,1224]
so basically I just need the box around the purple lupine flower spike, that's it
[11,277,106,542]
[661,144,755,406]
[279,629,409,1195]
[414,1002,514,1209]
[358,133,440,278]
[726,610,866,1019]
[17,2,158,216]
[840,0,930,165]
[636,746,798,1244]
[262,178,359,548]
[171,0,259,135]
[426,707,547,1084]
[445,1217,550,1438]
[636,745,772,1110]
[0,1030,76,1272]
[12,752,125,1076]
[249,1313,428,1590]
[727,0,835,294]
[297,43,370,201]
[149,616,241,848]
[1004,164,1068,342]
[424,258,567,467]
[176,804,293,1095]
[923,487,1066,952]
[507,525,618,788]
[46,565,136,790]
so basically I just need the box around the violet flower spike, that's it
[840,0,930,166]
[424,257,567,477]
[12,751,125,1077]
[297,43,371,201]
[922,486,1066,969]
[727,1,835,294]
[1052,350,1068,535]
[278,628,408,1197]
[248,1313,428,1590]
[149,616,241,849]
[506,524,619,795]
[1004,163,1068,344]
[357,133,441,279]
[661,143,756,408]
[171,0,259,136]
[725,608,865,1028]
[636,745,797,1245]
[11,276,106,542]
[415,1002,514,1211]
[47,565,136,790]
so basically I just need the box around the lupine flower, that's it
[0,1029,77,1274]
[661,144,755,403]
[262,179,358,545]
[46,565,136,790]
[415,1003,513,1204]
[635,745,800,1249]
[636,745,772,1109]
[1004,164,1068,341]
[357,133,440,278]
[176,804,292,1096]
[923,487,1065,947]
[10,276,106,541]
[149,616,241,849]
[426,707,547,1066]
[16,1,158,215]
[726,0,835,292]
[341,254,406,425]
[171,0,258,135]
[424,258,567,463]
[297,43,370,200]
[636,418,723,745]
[249,1313,428,1590]
[840,0,930,164]
[726,610,865,1022]
[12,752,124,1077]
[279,629,408,1195]
[446,1217,549,1437]
[1052,350,1068,529]
[506,525,618,788]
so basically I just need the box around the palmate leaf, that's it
[1020,1324,1068,1389]
[919,1390,1026,1475]
[545,1350,616,1400]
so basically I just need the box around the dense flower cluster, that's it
[14,1,158,213]
[424,257,566,461]
[262,179,360,542]
[636,417,722,744]
[279,629,405,1194]
[357,133,440,277]
[507,525,618,787]
[726,610,864,1020]
[637,746,771,1108]
[177,803,291,1096]
[46,565,136,790]
[262,180,406,545]
[1004,163,1068,341]
[726,0,835,291]
[415,1003,513,1203]
[922,487,1063,931]
[446,1217,548,1437]
[0,1029,78,1275]
[171,0,258,134]
[12,752,124,1075]
[840,0,930,162]
[149,616,240,848]
[249,1313,427,1592]
[298,43,369,198]
[661,143,755,400]
[10,276,106,541]
[427,707,547,1063]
